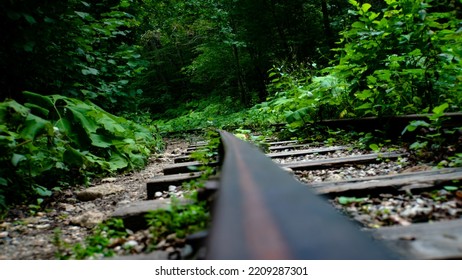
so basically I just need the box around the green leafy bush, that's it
[0,92,162,210]
[253,0,461,132]
[336,0,462,116]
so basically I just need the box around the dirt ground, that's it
[0,138,192,260]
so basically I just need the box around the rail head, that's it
[206,130,400,260]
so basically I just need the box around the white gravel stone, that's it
[123,240,138,248]
[35,224,51,230]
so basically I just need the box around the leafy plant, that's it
[28,198,44,216]
[447,153,462,167]
[402,103,456,160]
[145,201,210,244]
[55,218,129,259]
[250,0,461,135]
[0,91,162,211]
[336,0,461,116]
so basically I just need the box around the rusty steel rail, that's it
[206,130,399,259]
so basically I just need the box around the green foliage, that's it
[1,0,146,112]
[256,64,350,130]
[153,95,257,133]
[55,218,128,259]
[0,92,162,210]
[135,0,338,115]
[402,103,455,160]
[145,201,210,244]
[189,130,220,165]
[251,0,461,133]
[336,0,461,116]
[446,153,462,167]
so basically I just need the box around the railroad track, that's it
[113,122,462,260]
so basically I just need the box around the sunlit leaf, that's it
[11,154,27,167]
[361,3,372,13]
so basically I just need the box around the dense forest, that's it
[1,0,461,210]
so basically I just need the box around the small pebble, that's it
[155,191,163,198]
[35,224,51,230]
[123,240,138,248]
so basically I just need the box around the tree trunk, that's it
[231,44,250,105]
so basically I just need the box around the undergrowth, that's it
[0,91,163,213]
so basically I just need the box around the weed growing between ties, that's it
[403,103,462,166]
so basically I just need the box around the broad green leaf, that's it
[355,103,372,110]
[120,0,130,8]
[44,17,55,23]
[0,177,7,186]
[108,152,128,171]
[34,186,52,197]
[63,147,84,166]
[11,154,27,167]
[23,14,37,24]
[408,49,422,56]
[1,100,30,117]
[351,21,365,29]
[55,118,73,134]
[24,103,49,117]
[432,103,448,115]
[443,186,458,191]
[369,144,379,151]
[67,106,98,134]
[80,89,97,98]
[403,120,430,132]
[348,0,359,7]
[75,11,91,20]
[89,133,113,148]
[127,61,138,67]
[23,91,54,110]
[369,12,380,20]
[366,75,377,85]
[409,141,428,150]
[81,67,99,75]
[361,3,372,13]
[128,153,145,168]
[94,114,126,134]
[20,114,51,140]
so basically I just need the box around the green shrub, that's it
[0,91,162,210]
